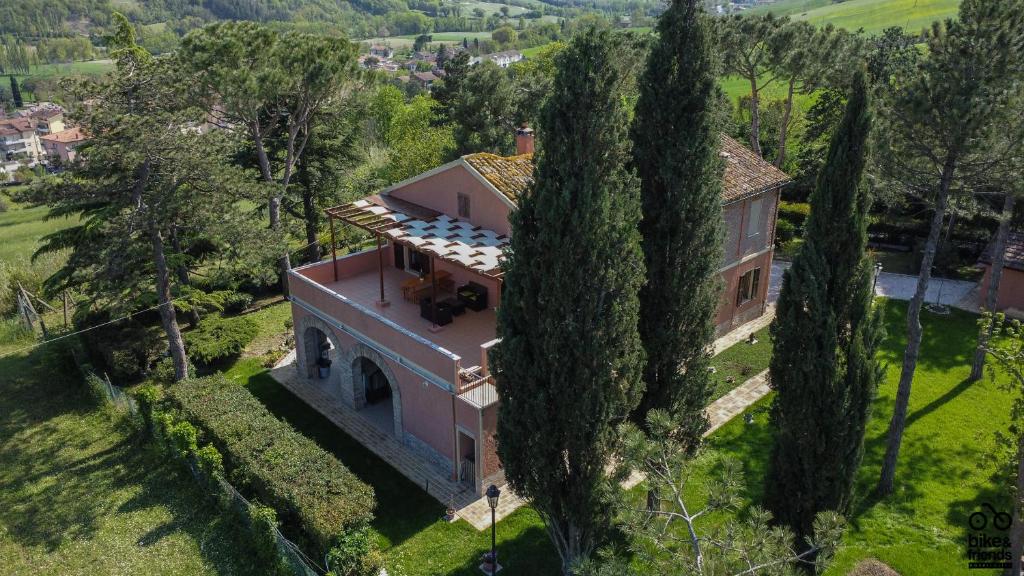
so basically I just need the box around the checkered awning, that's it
[328,196,508,278]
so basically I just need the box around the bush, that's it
[222,291,254,315]
[778,201,810,230]
[249,503,290,576]
[83,371,110,407]
[184,315,258,364]
[150,356,197,385]
[327,526,383,576]
[167,375,376,555]
[80,317,166,382]
[775,218,797,245]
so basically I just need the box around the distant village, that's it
[1,102,85,183]
[359,41,524,91]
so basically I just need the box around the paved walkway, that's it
[770,260,978,309]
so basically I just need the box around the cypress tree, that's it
[492,27,646,575]
[630,0,723,451]
[10,75,22,108]
[763,70,885,541]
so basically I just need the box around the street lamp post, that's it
[872,262,883,296]
[486,484,501,574]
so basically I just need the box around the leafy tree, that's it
[585,411,846,576]
[180,22,360,293]
[450,60,517,155]
[413,33,432,52]
[770,22,857,168]
[432,50,471,124]
[35,14,276,382]
[9,75,22,108]
[509,41,565,128]
[492,25,517,45]
[764,70,885,541]
[492,27,646,574]
[372,85,454,182]
[717,13,788,158]
[977,313,1024,576]
[630,0,723,453]
[876,0,1024,496]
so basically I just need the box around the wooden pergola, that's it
[325,195,506,316]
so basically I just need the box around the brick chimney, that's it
[515,124,534,155]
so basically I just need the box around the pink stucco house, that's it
[287,129,789,497]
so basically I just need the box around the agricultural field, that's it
[749,0,961,34]
[13,60,114,80]
[360,31,493,49]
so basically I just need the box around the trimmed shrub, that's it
[167,375,376,555]
[222,291,254,315]
[151,356,197,385]
[775,218,797,246]
[249,503,290,576]
[778,201,810,230]
[184,315,258,364]
[83,371,110,407]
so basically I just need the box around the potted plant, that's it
[316,356,332,379]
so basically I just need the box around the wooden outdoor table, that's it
[401,270,453,301]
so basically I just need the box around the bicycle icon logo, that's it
[969,503,1012,531]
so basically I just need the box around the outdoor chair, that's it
[456,282,488,311]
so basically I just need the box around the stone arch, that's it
[349,342,404,440]
[295,314,345,377]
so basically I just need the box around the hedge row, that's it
[166,375,376,555]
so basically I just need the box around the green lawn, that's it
[0,201,79,265]
[0,335,263,575]
[750,0,961,34]
[709,325,772,400]
[223,298,1010,576]
[12,60,114,81]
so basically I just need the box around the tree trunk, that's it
[1011,430,1024,576]
[299,138,320,264]
[877,160,955,496]
[169,226,199,326]
[749,77,763,158]
[250,120,292,297]
[151,226,189,382]
[774,78,795,168]
[971,193,1016,381]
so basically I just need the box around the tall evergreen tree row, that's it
[492,27,646,576]
[630,0,724,451]
[764,70,885,540]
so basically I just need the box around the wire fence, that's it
[67,345,327,576]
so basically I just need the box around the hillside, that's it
[748,0,961,34]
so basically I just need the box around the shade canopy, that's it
[327,195,508,279]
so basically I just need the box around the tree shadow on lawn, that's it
[878,300,979,374]
[243,369,443,549]
[946,466,1013,546]
[0,348,261,574]
[451,521,558,576]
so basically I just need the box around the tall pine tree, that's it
[630,0,724,451]
[492,27,646,575]
[764,70,885,541]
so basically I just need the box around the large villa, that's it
[284,128,790,507]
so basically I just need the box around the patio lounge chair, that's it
[457,282,488,311]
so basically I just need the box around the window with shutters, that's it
[457,193,471,218]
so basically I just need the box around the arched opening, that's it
[301,324,344,401]
[352,355,400,438]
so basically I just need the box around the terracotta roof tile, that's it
[462,153,534,202]
[981,231,1024,272]
[462,134,789,204]
[719,134,791,202]
[40,126,87,144]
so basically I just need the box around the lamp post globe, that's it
[486,484,500,574]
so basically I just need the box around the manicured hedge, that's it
[167,375,376,554]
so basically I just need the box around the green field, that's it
[14,60,114,80]
[361,31,493,49]
[750,0,961,34]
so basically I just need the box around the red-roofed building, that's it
[0,118,43,164]
[284,128,788,502]
[979,231,1024,316]
[41,126,88,164]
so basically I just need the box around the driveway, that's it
[769,260,977,308]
